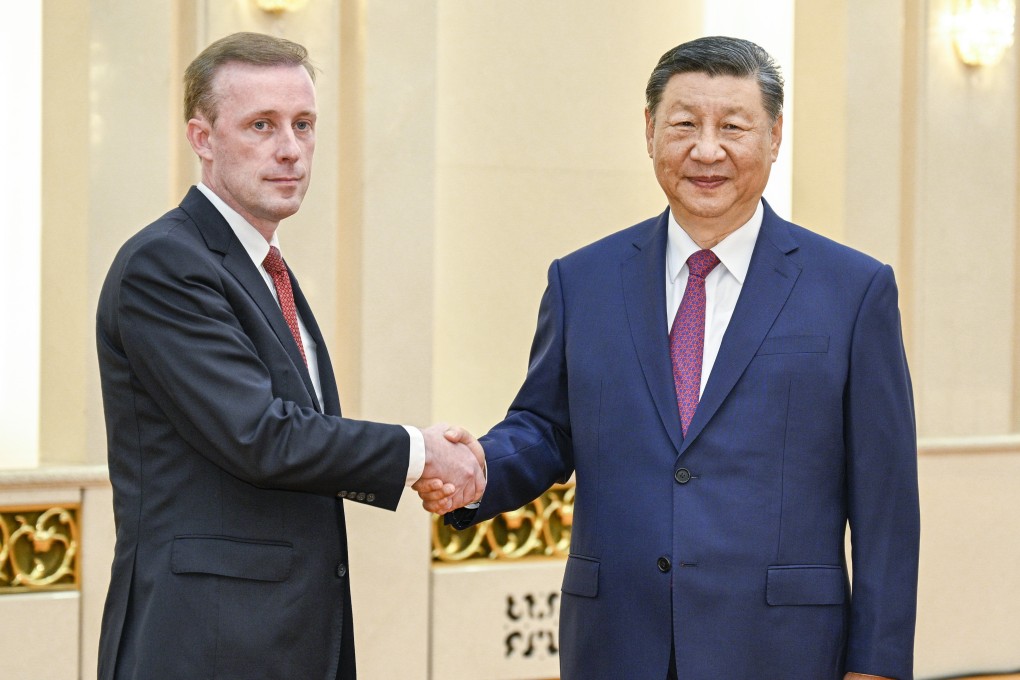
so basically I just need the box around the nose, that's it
[275,127,301,162]
[689,127,725,163]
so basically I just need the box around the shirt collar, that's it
[666,200,763,285]
[197,183,281,267]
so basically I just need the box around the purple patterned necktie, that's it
[670,249,720,436]
[263,246,307,366]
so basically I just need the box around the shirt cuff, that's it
[403,425,426,486]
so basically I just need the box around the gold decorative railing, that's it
[0,505,80,592]
[431,482,574,562]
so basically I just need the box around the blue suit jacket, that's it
[463,201,920,679]
[96,187,409,680]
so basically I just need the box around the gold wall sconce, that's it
[254,0,309,13]
[951,0,1016,66]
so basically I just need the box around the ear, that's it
[644,108,655,158]
[186,116,214,161]
[769,114,783,162]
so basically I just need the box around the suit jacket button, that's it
[657,556,672,573]
[356,492,366,501]
[366,493,375,503]
[674,468,692,484]
[336,562,348,578]
[337,491,348,498]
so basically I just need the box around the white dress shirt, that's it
[196,183,425,485]
[665,200,763,396]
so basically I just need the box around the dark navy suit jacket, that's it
[459,201,920,679]
[96,187,409,680]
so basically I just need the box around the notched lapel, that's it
[681,209,802,451]
[182,188,321,409]
[290,276,341,416]
[220,247,320,409]
[621,212,685,456]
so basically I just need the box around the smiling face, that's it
[645,71,782,244]
[187,61,317,240]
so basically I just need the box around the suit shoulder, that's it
[556,213,662,269]
[125,206,201,251]
[783,221,887,277]
[102,207,213,291]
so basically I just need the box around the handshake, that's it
[412,424,486,514]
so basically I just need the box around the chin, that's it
[678,204,727,220]
[269,199,304,219]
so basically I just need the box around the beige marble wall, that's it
[916,442,1020,677]
[792,0,849,242]
[333,1,438,676]
[1,593,79,679]
[910,1,1019,438]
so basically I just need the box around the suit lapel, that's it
[621,210,685,456]
[291,276,342,416]
[181,187,321,410]
[680,202,802,451]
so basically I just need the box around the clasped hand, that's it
[412,425,485,514]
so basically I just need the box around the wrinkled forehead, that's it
[658,72,766,116]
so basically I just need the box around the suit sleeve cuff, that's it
[403,425,425,486]
[444,505,479,529]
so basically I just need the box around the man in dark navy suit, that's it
[96,32,484,680]
[424,36,919,680]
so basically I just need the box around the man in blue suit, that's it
[424,36,919,679]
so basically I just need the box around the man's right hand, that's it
[412,424,486,514]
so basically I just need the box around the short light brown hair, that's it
[183,31,316,123]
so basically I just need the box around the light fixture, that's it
[951,0,1015,66]
[254,0,309,13]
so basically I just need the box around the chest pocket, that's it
[756,335,829,356]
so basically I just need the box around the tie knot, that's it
[686,249,720,279]
[263,246,287,276]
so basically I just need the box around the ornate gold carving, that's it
[432,483,574,562]
[0,505,80,593]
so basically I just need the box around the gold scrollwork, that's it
[0,505,80,593]
[432,483,574,563]
[0,515,9,584]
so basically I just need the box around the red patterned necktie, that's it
[262,246,307,366]
[670,249,720,436]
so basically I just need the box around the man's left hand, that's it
[845,674,894,680]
